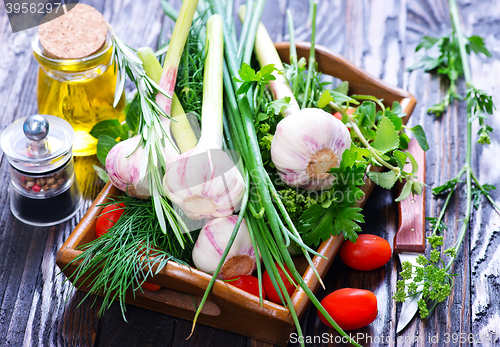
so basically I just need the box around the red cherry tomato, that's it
[96,203,125,238]
[318,288,377,330]
[339,234,392,271]
[332,107,356,120]
[225,275,266,299]
[141,282,161,291]
[262,263,296,304]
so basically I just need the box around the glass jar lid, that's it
[1,115,74,174]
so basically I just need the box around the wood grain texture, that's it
[1,0,500,346]
[394,139,426,254]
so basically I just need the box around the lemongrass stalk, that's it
[170,94,199,152]
[138,47,198,153]
[156,0,199,117]
[287,9,300,95]
[198,14,225,148]
[238,5,300,116]
[301,1,317,109]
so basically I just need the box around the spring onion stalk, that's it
[301,1,317,109]
[236,0,253,61]
[238,5,300,116]
[138,48,198,153]
[198,1,361,346]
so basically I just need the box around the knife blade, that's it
[394,138,426,333]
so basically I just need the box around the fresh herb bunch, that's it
[175,24,206,119]
[408,13,492,118]
[67,196,194,318]
[394,0,498,319]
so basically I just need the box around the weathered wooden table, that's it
[1,0,499,346]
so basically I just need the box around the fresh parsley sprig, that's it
[394,0,499,319]
[408,18,492,117]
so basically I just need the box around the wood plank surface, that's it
[1,0,499,346]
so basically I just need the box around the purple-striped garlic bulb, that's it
[271,108,351,191]
[192,215,258,279]
[163,15,245,219]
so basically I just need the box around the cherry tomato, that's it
[225,275,266,299]
[262,263,296,304]
[95,203,125,238]
[332,107,356,120]
[339,234,392,271]
[141,282,161,291]
[318,288,377,330]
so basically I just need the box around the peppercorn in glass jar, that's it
[1,115,82,226]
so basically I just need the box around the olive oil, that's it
[33,33,125,156]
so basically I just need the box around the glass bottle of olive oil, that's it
[32,33,125,156]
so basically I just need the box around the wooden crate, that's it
[56,42,416,346]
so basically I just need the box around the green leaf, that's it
[330,90,357,106]
[409,125,429,151]
[298,204,336,247]
[371,117,400,154]
[406,151,419,175]
[355,101,377,129]
[399,132,410,150]
[96,135,118,166]
[387,114,403,131]
[391,101,405,117]
[318,90,334,108]
[298,204,364,246]
[367,170,399,189]
[328,146,358,174]
[415,36,439,52]
[467,35,491,57]
[90,119,122,140]
[333,81,349,95]
[267,97,291,115]
[93,165,109,183]
[334,206,364,243]
[407,56,442,72]
[395,179,413,202]
[125,97,141,133]
[393,150,408,171]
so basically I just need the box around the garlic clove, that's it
[271,108,351,191]
[192,215,258,279]
[163,148,245,220]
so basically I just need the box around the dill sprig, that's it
[67,195,195,319]
[176,28,205,119]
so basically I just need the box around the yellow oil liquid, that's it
[34,34,125,156]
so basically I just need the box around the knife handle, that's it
[394,138,426,254]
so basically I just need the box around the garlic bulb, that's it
[192,215,258,279]
[163,15,245,219]
[271,108,351,191]
[106,119,179,199]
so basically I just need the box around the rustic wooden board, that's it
[1,0,499,346]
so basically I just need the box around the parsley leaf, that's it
[234,63,277,95]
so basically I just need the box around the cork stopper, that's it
[39,4,107,60]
